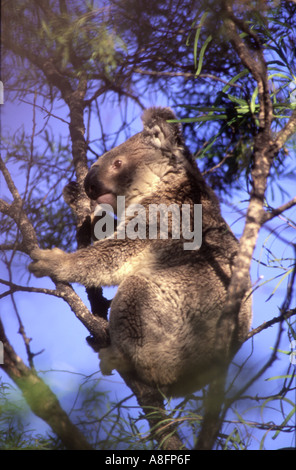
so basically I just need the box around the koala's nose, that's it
[84,166,101,200]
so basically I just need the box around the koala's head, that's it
[84,107,194,212]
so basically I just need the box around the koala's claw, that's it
[63,181,80,209]
[29,247,65,279]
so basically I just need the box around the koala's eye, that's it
[113,159,122,169]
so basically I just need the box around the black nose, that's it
[84,166,101,200]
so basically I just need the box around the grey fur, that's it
[29,107,252,397]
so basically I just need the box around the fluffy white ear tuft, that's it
[141,107,184,150]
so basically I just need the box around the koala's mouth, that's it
[96,192,117,209]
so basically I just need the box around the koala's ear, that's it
[141,107,184,151]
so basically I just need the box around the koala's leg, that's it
[98,275,148,377]
[100,275,183,390]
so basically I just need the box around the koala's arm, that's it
[29,238,144,287]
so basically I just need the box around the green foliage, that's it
[2,0,126,100]
[0,380,52,449]
[3,1,295,193]
[38,7,126,75]
[1,125,77,251]
[174,2,296,191]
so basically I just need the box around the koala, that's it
[29,107,252,397]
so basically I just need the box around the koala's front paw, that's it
[63,181,80,209]
[29,247,65,279]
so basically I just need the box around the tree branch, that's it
[223,1,273,130]
[0,157,38,253]
[195,2,281,450]
[246,308,296,340]
[39,60,111,322]
[120,373,185,450]
[0,278,57,299]
[216,1,275,359]
[274,108,296,152]
[262,196,296,223]
[0,156,110,343]
[134,67,244,89]
[0,318,93,450]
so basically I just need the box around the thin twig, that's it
[246,308,296,340]
[134,68,244,89]
[262,197,296,223]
